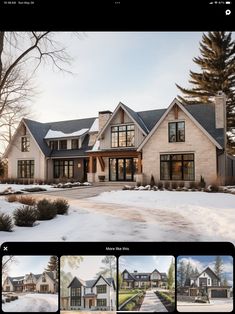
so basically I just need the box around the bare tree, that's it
[0,31,73,154]
[2,255,17,280]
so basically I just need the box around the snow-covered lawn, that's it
[0,190,234,243]
[2,293,58,312]
[0,184,55,194]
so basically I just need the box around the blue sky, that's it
[31,32,208,122]
[177,256,233,286]
[119,255,174,273]
[4,256,52,277]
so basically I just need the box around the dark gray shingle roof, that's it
[24,117,96,157]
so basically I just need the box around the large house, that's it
[2,271,58,293]
[180,267,231,299]
[4,93,235,185]
[66,275,116,311]
[121,269,167,289]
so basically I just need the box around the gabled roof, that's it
[122,269,136,280]
[23,117,96,157]
[138,98,224,151]
[198,267,221,281]
[67,276,86,288]
[7,276,24,286]
[91,275,113,287]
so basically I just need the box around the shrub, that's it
[124,301,135,311]
[200,176,206,188]
[157,181,163,190]
[13,206,38,227]
[6,194,18,203]
[53,198,69,215]
[18,195,36,206]
[189,181,196,189]
[179,181,184,188]
[0,213,13,231]
[171,181,178,189]
[37,199,57,220]
[164,181,170,190]
[207,184,219,192]
[150,175,155,187]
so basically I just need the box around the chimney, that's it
[98,110,112,132]
[215,91,226,129]
[134,270,138,273]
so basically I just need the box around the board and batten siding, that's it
[142,107,218,185]
[7,123,46,180]
[100,108,145,150]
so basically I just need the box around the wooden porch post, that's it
[89,156,94,173]
[137,152,142,174]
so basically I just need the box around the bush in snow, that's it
[157,181,163,190]
[5,194,18,203]
[37,199,57,220]
[206,184,219,193]
[0,213,13,232]
[164,181,170,190]
[53,198,69,215]
[13,205,38,227]
[171,181,178,190]
[150,175,155,187]
[18,195,36,206]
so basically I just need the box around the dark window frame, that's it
[109,157,138,181]
[21,137,30,152]
[17,160,34,178]
[97,299,107,307]
[96,285,107,294]
[53,160,74,179]
[168,121,185,142]
[71,139,79,150]
[160,153,194,181]
[49,140,58,150]
[59,140,67,150]
[111,124,135,148]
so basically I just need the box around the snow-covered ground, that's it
[2,293,58,312]
[0,190,234,243]
[0,184,55,194]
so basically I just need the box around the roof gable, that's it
[68,276,85,288]
[138,98,223,151]
[198,267,221,281]
[98,102,149,140]
[91,275,112,287]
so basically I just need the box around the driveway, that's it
[177,299,233,312]
[37,184,124,199]
[139,290,168,312]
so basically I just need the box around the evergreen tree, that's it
[222,274,228,287]
[167,258,175,290]
[176,32,235,149]
[177,260,186,287]
[45,256,58,278]
[214,256,223,279]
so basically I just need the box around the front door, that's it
[89,299,93,308]
[109,158,136,181]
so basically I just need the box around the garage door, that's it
[211,289,227,298]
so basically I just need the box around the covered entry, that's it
[109,158,137,181]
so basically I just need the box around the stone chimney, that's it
[98,110,112,132]
[215,91,226,129]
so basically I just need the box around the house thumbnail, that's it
[67,274,116,311]
[2,271,58,294]
[121,269,167,289]
[4,92,235,185]
[179,267,232,299]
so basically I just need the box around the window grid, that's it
[111,125,135,148]
[54,160,74,178]
[97,299,107,307]
[17,160,34,178]
[168,121,185,142]
[97,285,107,294]
[21,137,30,152]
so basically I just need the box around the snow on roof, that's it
[92,140,100,151]
[44,128,89,139]
[89,118,99,133]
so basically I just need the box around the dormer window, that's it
[59,140,67,150]
[50,141,58,150]
[111,124,135,148]
[169,121,185,142]
[71,139,79,149]
[21,137,30,152]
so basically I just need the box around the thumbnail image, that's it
[118,255,175,312]
[177,255,233,312]
[60,255,116,312]
[1,255,58,312]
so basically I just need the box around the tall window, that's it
[54,160,74,178]
[21,137,30,152]
[71,287,81,296]
[97,285,107,294]
[97,299,107,307]
[59,140,67,150]
[18,160,34,178]
[71,139,79,149]
[160,154,194,181]
[71,287,81,306]
[49,141,58,150]
[168,122,185,142]
[111,125,135,147]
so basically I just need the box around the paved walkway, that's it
[35,184,124,199]
[139,290,168,312]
